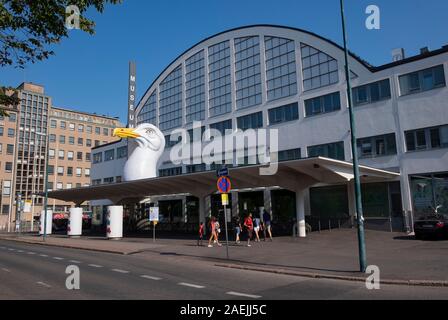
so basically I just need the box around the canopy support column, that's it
[296,189,306,238]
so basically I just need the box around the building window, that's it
[49,134,56,142]
[159,65,183,130]
[138,91,158,126]
[301,43,338,91]
[94,140,100,147]
[265,36,297,101]
[69,123,75,131]
[209,119,232,136]
[6,144,14,155]
[103,128,108,136]
[357,133,397,158]
[66,183,72,189]
[405,125,448,151]
[185,50,206,123]
[308,141,345,160]
[50,119,57,128]
[95,127,100,135]
[78,137,83,146]
[353,79,391,106]
[9,113,16,122]
[2,205,9,215]
[5,162,12,172]
[186,164,206,173]
[58,150,64,160]
[159,167,182,177]
[85,168,90,177]
[103,177,114,184]
[234,36,262,109]
[78,124,84,132]
[48,165,54,175]
[67,167,73,176]
[8,128,15,137]
[117,146,127,159]
[0,127,3,136]
[277,148,301,162]
[3,181,11,196]
[93,152,102,163]
[49,149,55,158]
[104,149,114,161]
[57,166,64,176]
[86,139,92,147]
[208,40,232,117]
[56,182,63,190]
[60,121,66,129]
[237,112,263,130]
[399,65,446,95]
[77,152,82,161]
[76,168,82,177]
[69,136,75,145]
[86,126,92,133]
[305,91,341,117]
[67,151,74,160]
[59,135,65,144]
[86,152,91,162]
[268,102,299,125]
[92,179,101,186]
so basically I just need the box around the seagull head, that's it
[113,123,165,151]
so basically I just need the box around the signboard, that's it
[128,61,136,128]
[217,176,231,194]
[149,207,159,222]
[217,167,229,177]
[23,200,32,213]
[221,193,229,206]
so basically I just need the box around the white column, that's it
[39,210,53,235]
[296,189,306,238]
[68,207,83,237]
[107,205,123,239]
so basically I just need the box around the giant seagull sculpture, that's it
[113,123,166,181]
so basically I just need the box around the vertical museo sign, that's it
[128,61,136,128]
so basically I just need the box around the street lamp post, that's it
[340,0,367,272]
[37,131,50,242]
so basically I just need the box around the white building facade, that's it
[97,25,448,233]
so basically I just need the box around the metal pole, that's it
[15,193,22,234]
[340,0,367,272]
[223,204,229,260]
[43,132,50,242]
[153,222,156,243]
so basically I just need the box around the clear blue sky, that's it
[1,0,447,122]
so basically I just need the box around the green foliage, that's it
[0,0,122,112]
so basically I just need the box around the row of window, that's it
[47,181,91,191]
[92,176,122,185]
[0,143,15,155]
[92,146,128,164]
[47,165,90,177]
[48,134,108,147]
[49,149,91,162]
[0,127,15,137]
[49,119,115,136]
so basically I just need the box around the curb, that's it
[215,263,448,288]
[0,237,137,255]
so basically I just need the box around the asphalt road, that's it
[1,239,447,300]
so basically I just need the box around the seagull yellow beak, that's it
[113,128,141,139]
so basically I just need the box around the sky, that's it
[1,0,447,123]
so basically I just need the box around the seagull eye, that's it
[145,128,155,136]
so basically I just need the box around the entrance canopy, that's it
[47,157,400,204]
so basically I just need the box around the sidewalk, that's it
[1,229,448,285]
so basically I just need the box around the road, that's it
[1,239,447,300]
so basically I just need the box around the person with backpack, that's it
[243,213,254,247]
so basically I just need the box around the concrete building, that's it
[0,82,122,232]
[52,25,448,235]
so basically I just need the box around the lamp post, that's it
[36,131,49,242]
[340,0,367,272]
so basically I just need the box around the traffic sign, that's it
[221,193,229,206]
[217,176,231,193]
[149,207,159,222]
[217,167,229,177]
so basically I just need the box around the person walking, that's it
[243,213,254,247]
[214,219,222,246]
[198,222,204,246]
[234,216,242,244]
[208,216,216,247]
[263,209,273,241]
[254,216,261,242]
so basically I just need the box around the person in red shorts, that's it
[244,213,254,247]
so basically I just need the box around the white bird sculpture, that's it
[113,123,165,181]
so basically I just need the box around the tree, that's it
[0,0,122,115]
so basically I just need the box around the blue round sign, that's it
[217,176,231,193]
